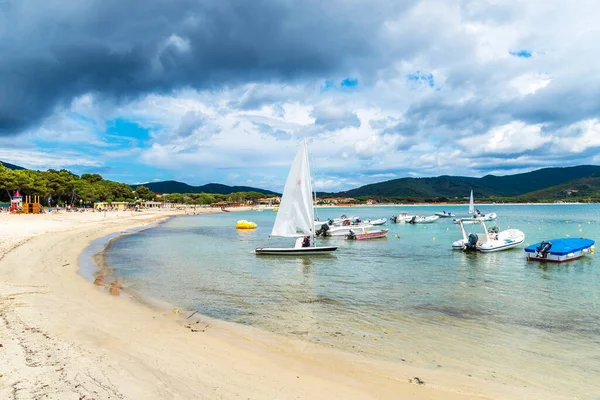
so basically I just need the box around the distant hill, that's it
[132,180,279,195]
[325,165,600,198]
[520,175,600,201]
[0,161,26,170]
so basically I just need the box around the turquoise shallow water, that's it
[104,204,600,399]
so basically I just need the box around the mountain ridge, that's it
[0,161,26,170]
[322,165,600,199]
[131,180,279,196]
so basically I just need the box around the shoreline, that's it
[0,211,549,399]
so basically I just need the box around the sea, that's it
[101,204,600,399]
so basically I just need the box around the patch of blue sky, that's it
[321,78,358,92]
[509,49,532,58]
[104,118,151,147]
[340,78,358,88]
[320,80,336,92]
[406,71,435,88]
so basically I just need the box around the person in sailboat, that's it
[302,236,311,247]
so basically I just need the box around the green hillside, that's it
[328,165,600,199]
[0,161,26,170]
[519,175,600,202]
[132,180,278,196]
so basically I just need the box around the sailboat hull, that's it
[254,246,338,255]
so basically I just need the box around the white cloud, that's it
[8,0,600,191]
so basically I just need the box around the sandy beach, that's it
[0,210,540,399]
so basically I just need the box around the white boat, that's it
[330,215,361,226]
[452,218,524,252]
[255,140,337,256]
[453,212,497,224]
[390,213,413,223]
[434,211,455,218]
[468,189,475,215]
[366,218,387,225]
[407,215,439,224]
[315,223,374,237]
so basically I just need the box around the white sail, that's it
[271,140,315,237]
[468,190,474,215]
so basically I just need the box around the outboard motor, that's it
[409,216,417,224]
[536,241,552,258]
[316,223,330,237]
[328,218,334,226]
[346,230,356,240]
[390,215,397,223]
[464,233,478,251]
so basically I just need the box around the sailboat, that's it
[254,140,338,255]
[454,190,477,224]
[453,189,496,224]
[468,189,475,215]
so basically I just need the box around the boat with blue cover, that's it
[524,238,595,262]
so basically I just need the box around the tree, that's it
[134,186,156,201]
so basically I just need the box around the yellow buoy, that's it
[432,237,436,241]
[566,234,570,237]
[236,220,257,229]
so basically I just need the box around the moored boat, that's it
[452,218,524,252]
[366,218,387,225]
[407,215,439,224]
[390,213,412,223]
[435,211,455,217]
[524,238,595,262]
[315,223,374,237]
[346,229,389,240]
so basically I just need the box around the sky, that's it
[2,0,600,192]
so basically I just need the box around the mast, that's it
[304,138,317,247]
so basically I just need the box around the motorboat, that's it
[346,229,389,240]
[330,215,361,226]
[434,211,455,218]
[407,215,439,224]
[366,218,387,225]
[452,218,524,252]
[315,223,374,237]
[390,213,413,223]
[453,212,497,224]
[255,140,337,256]
[524,238,595,262]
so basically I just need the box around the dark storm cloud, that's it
[0,0,417,135]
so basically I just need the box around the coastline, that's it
[0,211,548,399]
